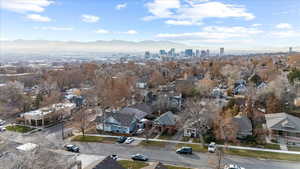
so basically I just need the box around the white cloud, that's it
[95,29,110,34]
[271,30,300,38]
[1,0,54,13]
[116,3,127,10]
[81,14,100,23]
[26,14,51,22]
[123,30,138,35]
[165,20,201,25]
[143,0,181,20]
[276,23,292,29]
[252,24,262,27]
[144,0,255,24]
[156,26,263,42]
[34,26,73,31]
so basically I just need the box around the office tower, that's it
[185,49,193,57]
[206,49,210,57]
[201,50,207,57]
[220,47,224,57]
[289,47,293,53]
[196,49,200,57]
[145,51,150,58]
[168,48,175,56]
[159,49,167,56]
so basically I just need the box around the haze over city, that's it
[0,1,300,169]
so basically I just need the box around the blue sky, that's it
[1,0,300,48]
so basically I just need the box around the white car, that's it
[208,142,216,153]
[0,126,6,132]
[125,137,135,144]
[136,128,144,134]
[224,164,245,169]
[0,119,6,126]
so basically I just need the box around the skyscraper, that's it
[206,49,210,57]
[289,47,293,54]
[168,48,175,56]
[159,49,167,56]
[220,48,224,57]
[185,49,193,57]
[145,51,150,58]
[196,49,200,57]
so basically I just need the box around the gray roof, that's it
[103,112,136,127]
[265,113,300,133]
[130,103,154,114]
[120,107,148,120]
[233,115,252,133]
[154,111,176,126]
[92,156,125,169]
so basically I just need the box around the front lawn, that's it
[224,148,300,161]
[165,165,192,169]
[71,135,117,143]
[288,146,300,152]
[176,143,207,152]
[119,160,148,169]
[118,160,192,169]
[6,125,34,133]
[139,140,167,147]
[158,135,174,140]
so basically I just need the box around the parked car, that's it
[208,142,216,153]
[117,136,128,143]
[110,154,118,160]
[0,119,6,126]
[224,164,245,169]
[0,126,6,132]
[131,154,148,161]
[176,147,192,154]
[64,144,80,153]
[136,128,144,134]
[125,137,135,144]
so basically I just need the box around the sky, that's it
[1,0,300,48]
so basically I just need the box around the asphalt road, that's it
[2,126,300,169]
[74,141,300,169]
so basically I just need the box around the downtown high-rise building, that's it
[289,47,293,54]
[185,49,193,57]
[219,47,224,57]
[196,49,200,57]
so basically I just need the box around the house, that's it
[265,113,300,144]
[136,77,148,89]
[91,156,125,169]
[95,111,137,134]
[233,114,253,139]
[21,103,76,126]
[141,162,168,169]
[183,119,210,138]
[119,107,149,121]
[211,87,225,98]
[154,111,177,134]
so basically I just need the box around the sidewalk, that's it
[84,133,300,155]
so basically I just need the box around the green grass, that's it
[71,135,117,143]
[288,146,300,152]
[165,165,192,169]
[139,140,167,147]
[118,160,192,169]
[119,160,148,169]
[176,143,207,153]
[224,148,300,161]
[6,125,34,133]
[261,143,280,150]
[181,137,190,142]
[158,135,174,140]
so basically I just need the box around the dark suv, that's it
[176,147,192,154]
[64,144,80,153]
[117,136,127,143]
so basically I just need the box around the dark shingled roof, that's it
[106,112,136,127]
[92,156,125,169]
[154,111,176,126]
[130,103,154,115]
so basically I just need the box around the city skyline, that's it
[1,0,300,48]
